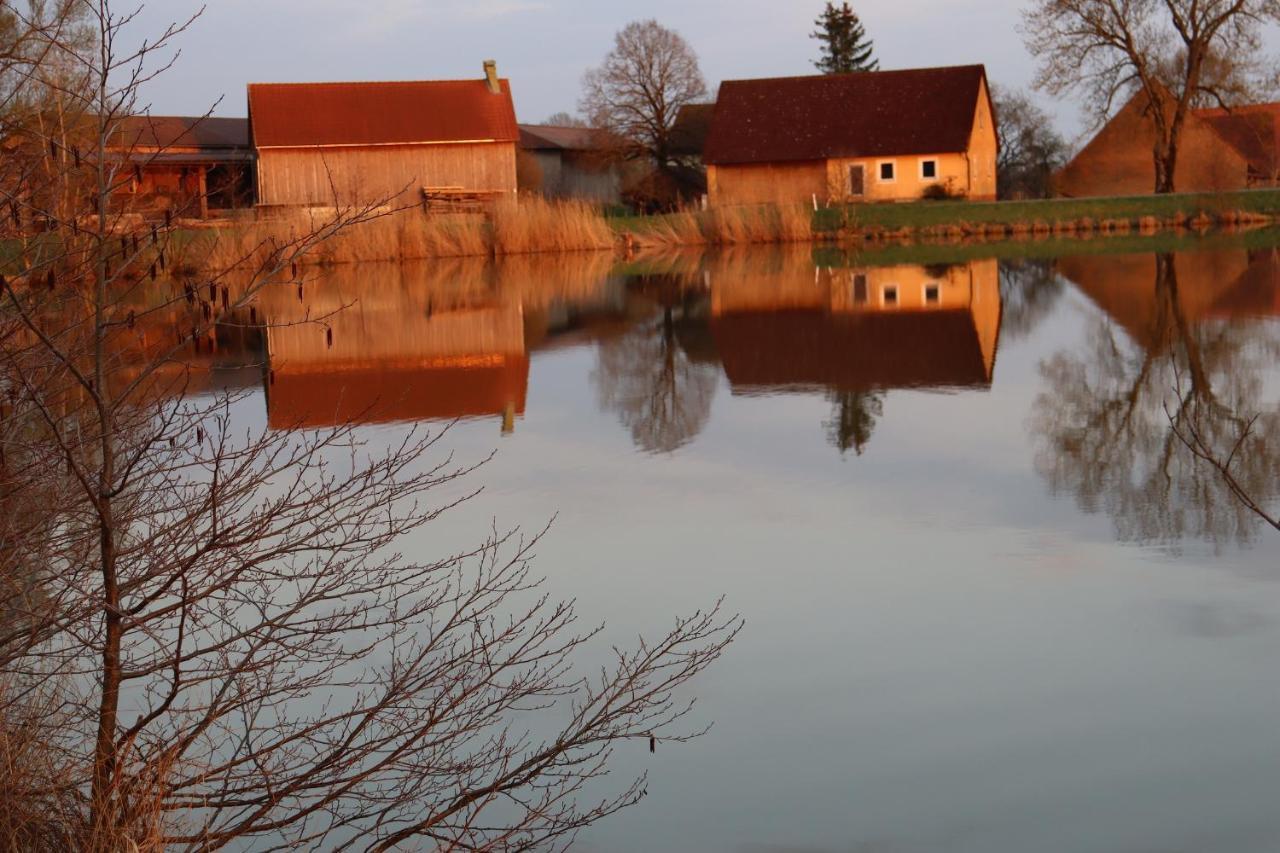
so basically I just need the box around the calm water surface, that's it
[218,237,1280,852]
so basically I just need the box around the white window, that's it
[882,284,898,306]
[924,283,941,305]
[877,160,896,183]
[920,159,939,181]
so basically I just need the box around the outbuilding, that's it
[702,65,997,206]
[248,63,519,209]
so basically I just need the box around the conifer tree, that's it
[811,2,878,74]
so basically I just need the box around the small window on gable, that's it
[879,161,896,182]
[921,159,938,180]
[853,274,868,304]
[883,285,898,306]
[924,284,940,304]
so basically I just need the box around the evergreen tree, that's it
[811,2,878,74]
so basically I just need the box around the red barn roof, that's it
[1196,103,1280,177]
[248,79,519,149]
[703,65,990,166]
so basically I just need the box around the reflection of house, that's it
[708,255,1001,392]
[1059,247,1280,348]
[1055,92,1280,197]
[248,63,518,208]
[518,124,621,202]
[260,268,528,430]
[113,116,254,219]
[702,65,996,206]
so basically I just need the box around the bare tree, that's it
[579,20,707,177]
[993,87,1069,199]
[0,3,740,849]
[1021,0,1280,193]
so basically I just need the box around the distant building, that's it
[248,62,519,209]
[702,65,997,207]
[112,116,253,219]
[517,124,622,203]
[669,103,714,168]
[1055,91,1280,197]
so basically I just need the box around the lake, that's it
[211,234,1280,852]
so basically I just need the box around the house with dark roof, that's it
[1055,90,1280,197]
[248,62,519,208]
[112,115,253,218]
[517,124,624,202]
[702,65,997,206]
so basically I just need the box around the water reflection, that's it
[1032,247,1280,548]
[163,240,1280,549]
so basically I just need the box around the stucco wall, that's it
[707,161,828,206]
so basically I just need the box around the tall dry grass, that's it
[491,196,615,255]
[203,199,617,274]
[630,203,814,249]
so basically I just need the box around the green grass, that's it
[814,188,1280,233]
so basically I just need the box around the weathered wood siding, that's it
[256,141,517,207]
[707,160,828,206]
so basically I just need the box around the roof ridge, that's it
[248,78,505,88]
[717,64,985,86]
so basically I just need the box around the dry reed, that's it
[630,203,814,249]
[204,198,617,274]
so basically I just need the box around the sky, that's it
[126,0,1080,134]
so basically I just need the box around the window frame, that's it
[881,283,899,307]
[919,158,939,182]
[876,160,897,184]
[923,282,941,305]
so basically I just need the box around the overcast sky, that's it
[126,1,1069,138]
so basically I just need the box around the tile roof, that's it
[670,103,714,157]
[248,79,519,148]
[1196,103,1280,176]
[518,124,599,150]
[703,65,989,165]
[116,115,250,150]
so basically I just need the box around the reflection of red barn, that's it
[266,357,529,429]
[711,310,993,394]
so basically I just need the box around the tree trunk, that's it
[1154,138,1178,194]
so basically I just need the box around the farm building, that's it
[517,124,623,202]
[1054,91,1280,197]
[112,115,253,219]
[702,65,997,207]
[669,103,714,168]
[248,62,518,209]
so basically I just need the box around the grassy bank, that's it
[816,188,1280,237]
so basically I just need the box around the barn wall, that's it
[256,141,517,206]
[1055,96,1249,197]
[707,160,828,206]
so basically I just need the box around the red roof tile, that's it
[1196,103,1280,176]
[248,80,519,149]
[704,65,989,165]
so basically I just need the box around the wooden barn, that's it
[702,65,997,206]
[112,115,253,219]
[248,62,519,209]
[1055,90,1280,197]
[517,124,623,202]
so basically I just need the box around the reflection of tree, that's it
[824,390,883,456]
[594,303,719,454]
[1031,253,1280,548]
[999,257,1064,342]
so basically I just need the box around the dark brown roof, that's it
[703,65,989,165]
[670,103,714,157]
[248,80,519,148]
[519,124,597,150]
[1197,103,1280,176]
[711,309,991,392]
[116,116,249,150]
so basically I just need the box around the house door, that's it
[849,164,865,197]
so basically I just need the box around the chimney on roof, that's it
[483,60,500,95]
